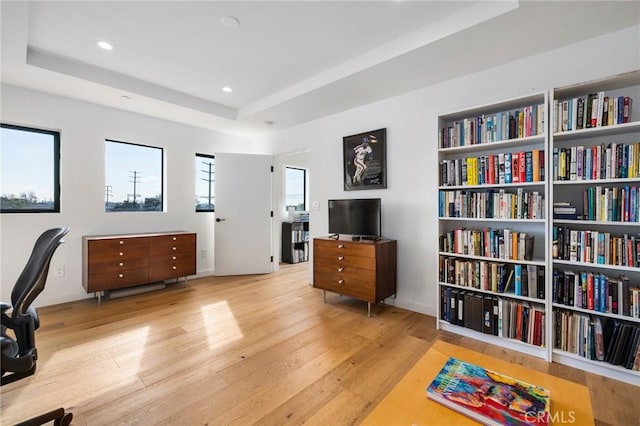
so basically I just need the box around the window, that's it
[195,153,215,212]
[1,124,60,213]
[105,140,163,212]
[285,167,306,211]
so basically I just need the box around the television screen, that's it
[328,198,381,237]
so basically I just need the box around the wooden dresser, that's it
[313,237,397,316]
[83,231,196,303]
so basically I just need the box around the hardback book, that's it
[427,357,551,426]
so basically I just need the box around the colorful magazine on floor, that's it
[426,357,550,426]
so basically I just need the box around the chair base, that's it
[14,407,72,426]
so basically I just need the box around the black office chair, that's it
[1,226,72,426]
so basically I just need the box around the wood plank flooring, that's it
[1,263,637,425]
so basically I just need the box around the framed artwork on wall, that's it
[343,128,387,191]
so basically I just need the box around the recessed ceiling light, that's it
[221,15,240,29]
[222,86,233,93]
[97,40,113,50]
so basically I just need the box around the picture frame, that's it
[343,128,387,191]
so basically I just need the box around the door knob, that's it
[216,218,226,222]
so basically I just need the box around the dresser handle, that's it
[337,244,344,249]
[338,279,344,285]
[172,237,177,241]
[118,262,124,267]
[119,252,124,256]
[338,256,344,260]
[338,267,344,272]
[172,247,177,251]
[118,273,124,278]
[172,256,177,260]
[172,266,177,270]
[119,240,124,245]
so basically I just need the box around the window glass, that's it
[105,140,163,212]
[285,167,306,211]
[0,124,60,213]
[195,153,215,212]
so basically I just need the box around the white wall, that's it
[266,25,640,316]
[0,85,269,306]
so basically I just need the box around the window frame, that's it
[0,123,61,213]
[285,166,307,212]
[104,138,164,212]
[195,152,215,212]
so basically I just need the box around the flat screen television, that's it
[328,198,382,239]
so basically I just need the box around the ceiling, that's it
[2,1,639,137]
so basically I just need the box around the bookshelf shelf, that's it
[552,350,640,386]
[553,177,640,185]
[438,217,545,224]
[439,321,548,358]
[439,181,545,190]
[439,252,545,266]
[438,135,545,154]
[440,282,544,303]
[552,260,640,273]
[552,303,640,324]
[437,91,550,361]
[552,219,640,227]
[552,121,640,142]
[550,70,640,383]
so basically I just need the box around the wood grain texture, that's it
[1,263,637,425]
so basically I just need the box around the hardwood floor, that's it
[1,263,637,425]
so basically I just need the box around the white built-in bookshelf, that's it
[550,70,640,385]
[437,91,550,361]
[436,70,640,385]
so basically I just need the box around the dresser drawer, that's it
[87,268,149,292]
[313,254,375,271]
[313,272,376,301]
[88,257,149,274]
[88,244,148,262]
[88,237,149,251]
[148,240,194,256]
[313,262,375,278]
[314,240,375,258]
[149,255,196,281]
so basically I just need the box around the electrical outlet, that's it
[201,249,207,258]
[54,265,65,277]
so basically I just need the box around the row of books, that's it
[552,93,633,133]
[439,150,545,187]
[439,104,545,149]
[439,189,545,220]
[557,186,639,223]
[439,256,545,299]
[291,230,309,243]
[439,228,535,261]
[291,248,308,263]
[552,227,640,267]
[552,269,639,317]
[440,287,545,347]
[552,142,640,181]
[553,310,640,370]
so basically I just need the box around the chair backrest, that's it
[11,227,70,320]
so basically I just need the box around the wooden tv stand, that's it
[313,237,397,316]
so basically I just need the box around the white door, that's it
[214,153,273,276]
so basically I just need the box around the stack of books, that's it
[553,202,578,220]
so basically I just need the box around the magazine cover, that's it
[426,357,550,426]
